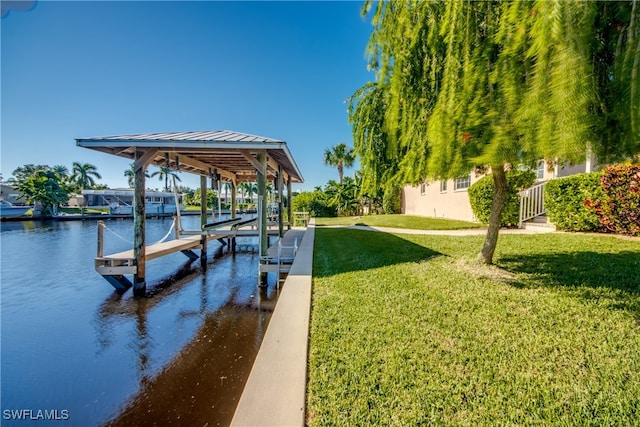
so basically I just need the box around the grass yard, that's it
[307,228,640,425]
[315,214,482,230]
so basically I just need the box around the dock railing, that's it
[293,211,309,227]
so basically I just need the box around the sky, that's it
[1,0,375,192]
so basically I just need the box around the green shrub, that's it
[468,170,536,227]
[291,191,337,217]
[586,163,640,236]
[382,185,402,214]
[545,173,603,232]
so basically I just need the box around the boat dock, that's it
[78,130,305,296]
[95,216,297,293]
[258,226,305,280]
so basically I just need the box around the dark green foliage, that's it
[382,185,401,214]
[545,173,604,232]
[184,188,218,208]
[468,170,536,227]
[8,164,51,185]
[587,163,640,236]
[291,191,337,218]
[324,179,360,217]
[16,169,72,216]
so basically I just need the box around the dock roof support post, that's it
[133,149,154,297]
[277,165,284,238]
[210,172,217,224]
[230,180,237,253]
[257,150,268,284]
[230,181,237,220]
[287,177,292,231]
[200,175,208,264]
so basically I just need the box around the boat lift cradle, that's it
[95,216,252,293]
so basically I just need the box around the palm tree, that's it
[221,181,232,204]
[150,166,182,191]
[72,162,102,190]
[323,143,355,184]
[248,182,258,203]
[325,178,359,216]
[52,165,70,179]
[238,182,251,203]
[124,163,151,188]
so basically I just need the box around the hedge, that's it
[586,163,640,236]
[382,185,402,214]
[291,191,337,217]
[468,170,536,227]
[545,173,604,232]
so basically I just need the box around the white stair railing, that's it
[518,181,547,228]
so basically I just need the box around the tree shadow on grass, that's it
[313,227,442,278]
[498,250,640,319]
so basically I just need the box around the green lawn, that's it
[58,207,108,214]
[308,229,640,425]
[314,214,482,230]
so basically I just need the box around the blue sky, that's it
[1,0,374,192]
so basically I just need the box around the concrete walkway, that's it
[231,220,316,427]
[322,224,556,235]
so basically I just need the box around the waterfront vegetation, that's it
[308,228,640,425]
[315,214,482,230]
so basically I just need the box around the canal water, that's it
[1,215,280,426]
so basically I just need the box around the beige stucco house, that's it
[402,157,597,222]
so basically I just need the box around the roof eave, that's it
[76,139,286,151]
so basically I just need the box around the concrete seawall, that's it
[231,220,316,427]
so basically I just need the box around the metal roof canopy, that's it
[76,130,304,184]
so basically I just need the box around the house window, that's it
[440,180,447,193]
[455,174,471,191]
[536,160,545,181]
[420,182,427,196]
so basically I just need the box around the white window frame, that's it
[420,182,427,196]
[536,160,545,181]
[440,180,448,193]
[454,174,471,191]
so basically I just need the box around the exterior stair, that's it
[522,215,556,232]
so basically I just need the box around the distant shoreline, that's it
[1,209,259,222]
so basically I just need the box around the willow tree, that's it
[352,0,640,264]
[348,82,399,197]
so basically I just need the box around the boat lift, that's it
[94,215,286,293]
[78,130,304,295]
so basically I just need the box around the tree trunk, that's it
[478,164,508,264]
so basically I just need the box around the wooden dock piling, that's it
[133,149,152,297]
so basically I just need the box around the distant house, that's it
[0,184,26,205]
[402,156,597,223]
[68,188,184,215]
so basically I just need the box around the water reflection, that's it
[98,244,278,426]
[104,285,277,427]
[1,218,281,426]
